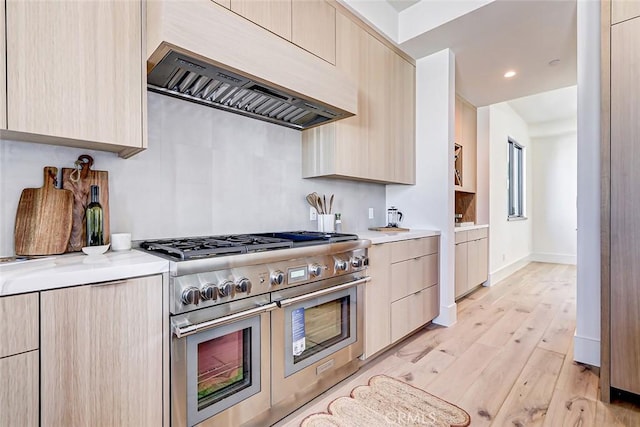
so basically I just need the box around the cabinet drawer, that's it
[0,350,39,426]
[390,284,439,342]
[390,253,437,302]
[455,231,469,244]
[0,293,39,358]
[390,237,438,263]
[469,228,488,240]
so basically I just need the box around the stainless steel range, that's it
[138,231,370,427]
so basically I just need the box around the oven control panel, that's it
[171,247,368,314]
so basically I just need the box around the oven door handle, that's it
[276,276,370,308]
[173,302,279,338]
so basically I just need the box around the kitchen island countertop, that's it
[0,250,169,297]
[354,229,440,245]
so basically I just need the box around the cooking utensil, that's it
[323,195,327,214]
[317,195,325,214]
[306,193,319,212]
[329,194,334,214]
[14,167,73,256]
[62,155,110,252]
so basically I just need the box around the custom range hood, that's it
[148,51,345,130]
[146,1,357,131]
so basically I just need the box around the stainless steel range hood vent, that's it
[148,51,347,130]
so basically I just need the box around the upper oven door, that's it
[272,276,368,377]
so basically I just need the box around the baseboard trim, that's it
[433,302,457,327]
[529,252,577,265]
[489,255,531,286]
[574,334,600,367]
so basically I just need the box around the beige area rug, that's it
[301,375,470,427]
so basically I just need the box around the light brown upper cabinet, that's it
[302,11,416,184]
[4,0,146,158]
[292,0,336,64]
[612,0,640,24]
[230,0,292,40]
[454,95,477,192]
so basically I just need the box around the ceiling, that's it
[383,0,577,108]
[507,85,577,125]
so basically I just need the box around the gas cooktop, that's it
[138,231,359,261]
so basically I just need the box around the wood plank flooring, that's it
[274,262,640,426]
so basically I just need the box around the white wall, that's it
[338,0,399,42]
[575,0,601,367]
[0,92,386,257]
[530,132,577,265]
[476,107,490,225]
[488,102,533,283]
[387,49,457,326]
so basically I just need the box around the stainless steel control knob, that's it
[236,278,252,294]
[181,287,201,305]
[271,270,285,286]
[218,281,236,298]
[351,257,364,268]
[309,264,323,277]
[335,260,348,272]
[200,284,218,301]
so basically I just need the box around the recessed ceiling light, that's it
[504,70,517,78]
[549,59,560,66]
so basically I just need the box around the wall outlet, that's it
[310,207,317,221]
[368,208,374,219]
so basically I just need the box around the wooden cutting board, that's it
[62,155,110,252]
[14,167,73,256]
[368,227,410,232]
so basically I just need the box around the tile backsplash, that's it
[0,92,385,256]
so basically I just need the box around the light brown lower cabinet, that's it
[0,292,39,427]
[41,275,165,426]
[455,227,489,300]
[363,236,440,360]
[363,243,391,359]
[0,350,39,427]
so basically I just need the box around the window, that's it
[508,138,525,219]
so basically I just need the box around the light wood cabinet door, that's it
[6,0,145,154]
[301,11,416,184]
[41,276,164,426]
[0,293,38,358]
[364,244,391,359]
[612,0,640,24]
[455,242,469,299]
[230,0,292,40]
[611,17,640,395]
[292,0,335,64]
[0,350,39,427]
[367,35,392,182]
[389,53,416,184]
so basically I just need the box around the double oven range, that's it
[138,231,370,427]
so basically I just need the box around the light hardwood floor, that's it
[275,262,640,426]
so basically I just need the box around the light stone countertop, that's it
[454,224,489,232]
[354,229,440,245]
[0,250,169,297]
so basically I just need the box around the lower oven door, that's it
[271,277,368,411]
[171,296,277,427]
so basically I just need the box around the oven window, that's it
[197,329,251,410]
[293,295,350,364]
